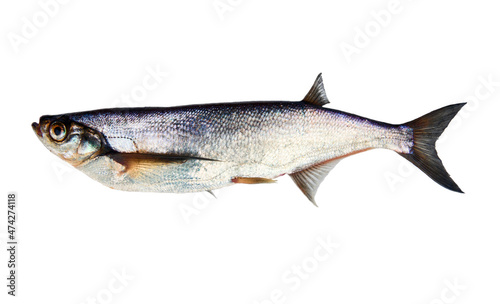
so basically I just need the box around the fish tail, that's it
[398,103,466,193]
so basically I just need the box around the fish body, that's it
[32,74,464,204]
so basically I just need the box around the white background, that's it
[1,0,499,303]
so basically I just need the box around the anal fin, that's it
[289,159,341,206]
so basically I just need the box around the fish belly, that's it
[76,155,282,193]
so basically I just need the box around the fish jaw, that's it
[32,122,42,137]
[31,119,54,150]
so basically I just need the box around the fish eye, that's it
[49,122,67,141]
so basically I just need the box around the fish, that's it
[32,74,465,205]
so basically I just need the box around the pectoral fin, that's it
[289,159,341,206]
[108,153,217,178]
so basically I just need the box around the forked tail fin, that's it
[398,103,466,193]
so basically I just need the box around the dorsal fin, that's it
[289,159,341,206]
[302,73,330,106]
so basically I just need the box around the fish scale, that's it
[67,102,410,167]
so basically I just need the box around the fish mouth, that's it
[32,122,42,137]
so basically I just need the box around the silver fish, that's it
[32,74,464,205]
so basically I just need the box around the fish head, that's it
[32,115,104,166]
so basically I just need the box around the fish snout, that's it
[32,122,42,137]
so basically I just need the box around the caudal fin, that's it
[399,103,465,193]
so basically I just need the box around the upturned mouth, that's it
[32,122,42,137]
